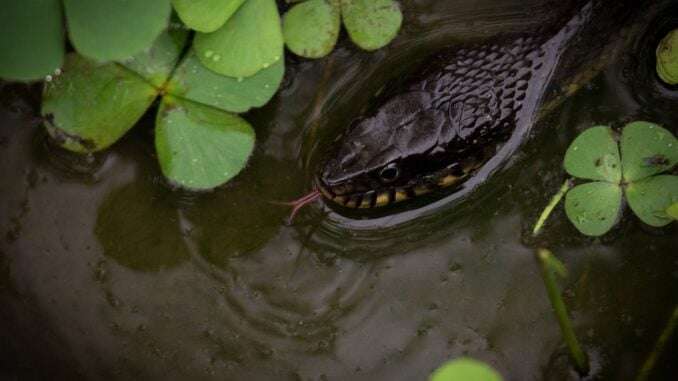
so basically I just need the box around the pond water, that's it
[1,0,677,380]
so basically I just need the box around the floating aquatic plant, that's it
[537,248,589,375]
[42,29,282,190]
[534,121,678,237]
[0,0,172,81]
[656,29,678,85]
[2,0,404,190]
[283,0,403,58]
[429,357,502,381]
[667,202,678,219]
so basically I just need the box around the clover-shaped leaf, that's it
[155,97,255,190]
[550,122,678,237]
[0,0,65,81]
[621,121,678,182]
[170,50,284,113]
[42,54,158,153]
[122,28,189,88]
[42,29,276,190]
[194,0,283,78]
[668,203,678,220]
[63,0,172,62]
[626,175,678,227]
[564,126,621,183]
[657,29,678,85]
[171,0,246,33]
[429,358,502,381]
[565,182,622,236]
[283,0,341,59]
[341,0,403,51]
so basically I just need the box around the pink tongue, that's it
[281,190,321,224]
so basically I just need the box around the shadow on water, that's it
[0,0,677,380]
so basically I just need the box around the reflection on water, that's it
[1,0,677,380]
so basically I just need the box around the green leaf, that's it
[171,0,246,33]
[621,121,678,182]
[667,203,678,220]
[564,126,621,183]
[565,182,622,236]
[657,29,678,85]
[341,0,403,51]
[169,51,283,113]
[121,29,189,88]
[283,0,341,58]
[194,0,283,78]
[63,0,172,62]
[429,358,503,381]
[155,96,255,190]
[626,175,678,227]
[0,0,64,81]
[41,54,158,153]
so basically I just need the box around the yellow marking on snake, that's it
[438,174,461,187]
[375,192,390,207]
[394,191,408,202]
[414,186,430,196]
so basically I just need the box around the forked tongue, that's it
[277,189,321,224]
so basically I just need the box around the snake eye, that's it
[379,163,400,183]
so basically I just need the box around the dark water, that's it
[1,1,677,380]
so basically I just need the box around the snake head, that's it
[316,92,475,209]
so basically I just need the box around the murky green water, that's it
[1,1,677,380]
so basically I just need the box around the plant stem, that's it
[532,180,572,237]
[537,248,590,375]
[636,306,678,381]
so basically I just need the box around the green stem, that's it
[636,306,678,381]
[537,248,590,375]
[532,180,572,237]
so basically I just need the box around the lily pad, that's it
[0,0,64,81]
[171,0,246,33]
[564,126,621,183]
[657,29,678,85]
[169,51,284,113]
[155,97,255,190]
[283,0,341,58]
[42,54,158,153]
[429,358,503,381]
[194,0,283,78]
[626,175,678,227]
[565,182,622,236]
[63,0,172,61]
[121,29,189,88]
[621,121,678,182]
[341,0,403,51]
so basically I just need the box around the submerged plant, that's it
[636,306,678,381]
[429,357,502,381]
[535,121,678,237]
[537,249,589,375]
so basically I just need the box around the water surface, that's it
[1,1,677,380]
